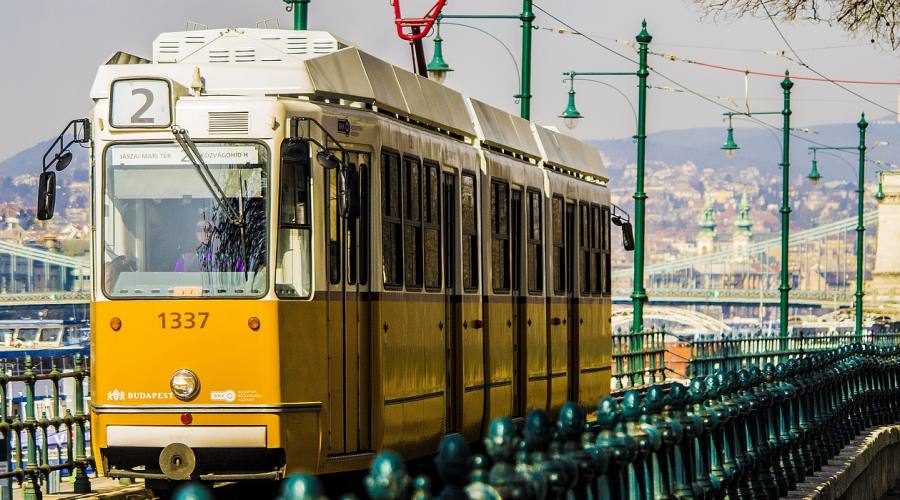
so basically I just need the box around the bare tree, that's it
[694,0,899,49]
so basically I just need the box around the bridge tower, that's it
[696,197,717,255]
[870,171,900,314]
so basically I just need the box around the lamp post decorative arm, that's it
[436,0,534,119]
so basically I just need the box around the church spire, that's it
[735,192,752,237]
[699,197,716,233]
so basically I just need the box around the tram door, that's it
[442,169,461,433]
[565,201,579,402]
[510,188,525,417]
[325,153,372,455]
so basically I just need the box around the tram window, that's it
[491,180,510,293]
[381,151,403,289]
[404,157,424,290]
[591,204,602,295]
[359,164,370,286]
[579,202,591,295]
[276,140,312,298]
[103,142,268,298]
[347,162,358,285]
[527,189,543,295]
[602,206,611,295]
[461,173,479,292]
[424,161,442,291]
[552,195,565,295]
[326,164,340,285]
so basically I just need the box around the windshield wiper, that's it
[172,125,243,226]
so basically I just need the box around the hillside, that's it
[591,118,899,185]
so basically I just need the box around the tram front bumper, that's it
[93,408,326,478]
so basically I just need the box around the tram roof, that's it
[89,27,606,180]
[533,125,608,182]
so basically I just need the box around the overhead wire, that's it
[534,24,871,53]
[758,1,899,116]
[530,0,900,171]
[529,1,846,154]
[535,19,897,86]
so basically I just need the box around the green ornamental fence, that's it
[0,353,92,499]
[612,327,667,390]
[168,342,900,500]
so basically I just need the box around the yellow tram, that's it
[38,28,614,481]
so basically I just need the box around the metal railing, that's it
[0,353,92,498]
[166,342,900,500]
[612,327,666,389]
[688,328,900,377]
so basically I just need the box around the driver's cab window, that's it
[276,140,312,298]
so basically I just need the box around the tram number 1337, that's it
[157,312,209,330]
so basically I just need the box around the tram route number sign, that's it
[110,78,172,128]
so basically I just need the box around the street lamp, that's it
[805,113,868,339]
[717,71,793,346]
[807,156,821,184]
[431,1,535,119]
[425,23,452,84]
[559,75,583,130]
[558,21,652,385]
[876,172,886,201]
[721,124,739,158]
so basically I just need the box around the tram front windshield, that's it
[103,142,268,298]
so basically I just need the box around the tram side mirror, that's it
[316,150,340,170]
[37,171,57,221]
[345,166,360,220]
[53,151,73,172]
[621,221,635,251]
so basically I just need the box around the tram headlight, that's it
[170,369,200,401]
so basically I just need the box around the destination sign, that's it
[110,146,260,166]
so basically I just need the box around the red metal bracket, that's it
[391,0,447,41]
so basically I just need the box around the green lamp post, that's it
[805,113,868,339]
[558,21,652,384]
[426,23,453,84]
[432,0,534,119]
[876,172,886,201]
[283,0,310,30]
[717,71,793,347]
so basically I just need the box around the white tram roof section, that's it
[468,99,542,161]
[88,27,606,179]
[533,125,608,183]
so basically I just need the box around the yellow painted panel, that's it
[525,301,548,411]
[92,301,281,407]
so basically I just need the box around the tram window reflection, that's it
[103,142,268,298]
[461,172,478,292]
[381,151,403,289]
[527,189,543,295]
[552,195,565,295]
[276,140,312,298]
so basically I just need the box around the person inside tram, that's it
[174,217,247,273]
